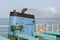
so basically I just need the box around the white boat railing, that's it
[36,24,60,33]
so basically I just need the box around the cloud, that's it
[48,7,57,14]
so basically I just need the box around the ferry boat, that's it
[0,8,60,40]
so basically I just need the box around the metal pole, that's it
[57,24,59,32]
[52,24,54,32]
[46,24,48,32]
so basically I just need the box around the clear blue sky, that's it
[0,0,60,18]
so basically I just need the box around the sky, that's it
[0,0,60,18]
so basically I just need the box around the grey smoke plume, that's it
[25,8,60,18]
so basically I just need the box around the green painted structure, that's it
[34,32,56,40]
[45,31,60,35]
[18,34,39,40]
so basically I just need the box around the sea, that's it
[0,18,60,38]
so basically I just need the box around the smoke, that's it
[25,8,60,18]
